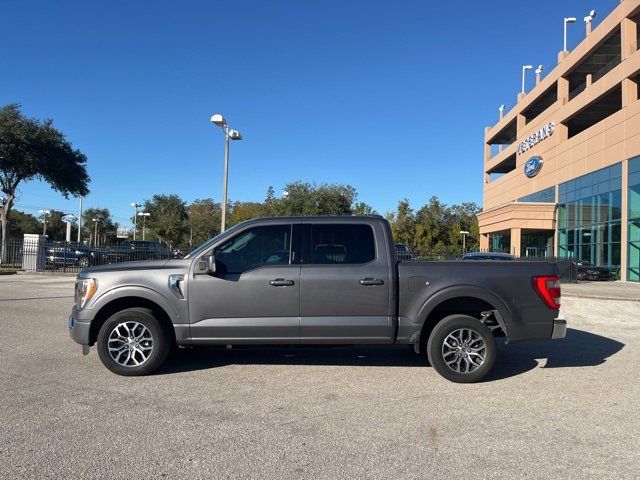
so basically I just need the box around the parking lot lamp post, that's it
[39,209,51,236]
[92,218,99,247]
[77,197,83,243]
[521,65,533,94]
[563,17,577,52]
[210,114,243,232]
[131,203,142,240]
[460,230,470,254]
[138,212,150,240]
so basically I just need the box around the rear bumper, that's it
[551,318,567,339]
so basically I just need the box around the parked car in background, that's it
[394,243,415,261]
[462,252,516,261]
[101,240,171,264]
[45,242,95,268]
[576,261,614,281]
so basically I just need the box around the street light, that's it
[138,212,150,240]
[92,218,99,247]
[535,64,544,84]
[460,230,470,254]
[563,17,577,52]
[39,209,51,236]
[584,9,596,24]
[131,202,142,240]
[584,9,596,35]
[210,113,243,232]
[521,65,533,94]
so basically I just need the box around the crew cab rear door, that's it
[299,220,394,343]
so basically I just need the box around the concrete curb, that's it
[563,293,640,302]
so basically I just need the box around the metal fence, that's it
[0,238,185,274]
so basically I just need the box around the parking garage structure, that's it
[478,0,640,281]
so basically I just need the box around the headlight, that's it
[75,278,97,309]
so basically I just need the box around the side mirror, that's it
[205,254,216,274]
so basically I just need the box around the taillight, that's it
[533,275,561,309]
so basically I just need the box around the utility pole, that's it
[92,218,99,247]
[39,210,51,236]
[460,230,470,254]
[131,203,141,240]
[77,197,83,242]
[138,212,150,240]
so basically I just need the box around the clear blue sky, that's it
[1,0,615,227]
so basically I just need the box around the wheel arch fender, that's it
[414,285,513,351]
[87,286,180,346]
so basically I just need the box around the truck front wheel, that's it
[96,308,171,376]
[427,314,497,383]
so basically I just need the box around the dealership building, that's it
[478,0,640,281]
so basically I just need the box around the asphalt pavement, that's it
[1,275,638,479]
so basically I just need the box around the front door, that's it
[188,222,301,344]
[299,221,393,344]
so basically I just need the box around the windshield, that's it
[183,222,247,259]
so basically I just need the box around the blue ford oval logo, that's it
[524,156,543,178]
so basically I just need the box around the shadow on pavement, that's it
[159,328,624,381]
[487,327,625,381]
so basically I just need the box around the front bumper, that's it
[551,319,567,339]
[68,306,92,346]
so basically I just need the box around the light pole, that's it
[77,197,83,243]
[584,10,596,35]
[39,209,51,236]
[460,230,470,254]
[563,17,577,52]
[92,218,99,247]
[131,203,142,240]
[138,212,150,240]
[210,114,243,232]
[521,65,533,94]
[535,64,544,84]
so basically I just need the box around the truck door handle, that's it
[270,278,294,287]
[360,278,384,286]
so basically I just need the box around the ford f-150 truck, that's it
[68,216,566,383]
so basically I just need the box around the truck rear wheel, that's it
[96,308,171,376]
[427,314,496,383]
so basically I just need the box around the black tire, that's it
[427,314,497,383]
[78,256,90,268]
[96,308,171,376]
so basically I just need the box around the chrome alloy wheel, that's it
[107,321,154,367]
[441,328,486,374]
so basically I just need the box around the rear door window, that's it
[307,224,375,264]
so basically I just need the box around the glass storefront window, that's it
[628,157,640,282]
[489,231,511,253]
[558,164,622,277]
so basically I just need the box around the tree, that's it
[82,207,118,246]
[353,202,378,216]
[143,194,188,246]
[42,210,69,241]
[388,199,416,248]
[0,104,89,259]
[229,201,265,225]
[263,186,278,216]
[187,198,221,248]
[6,210,38,239]
[387,196,481,258]
[275,181,357,216]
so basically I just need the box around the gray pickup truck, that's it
[68,216,566,383]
